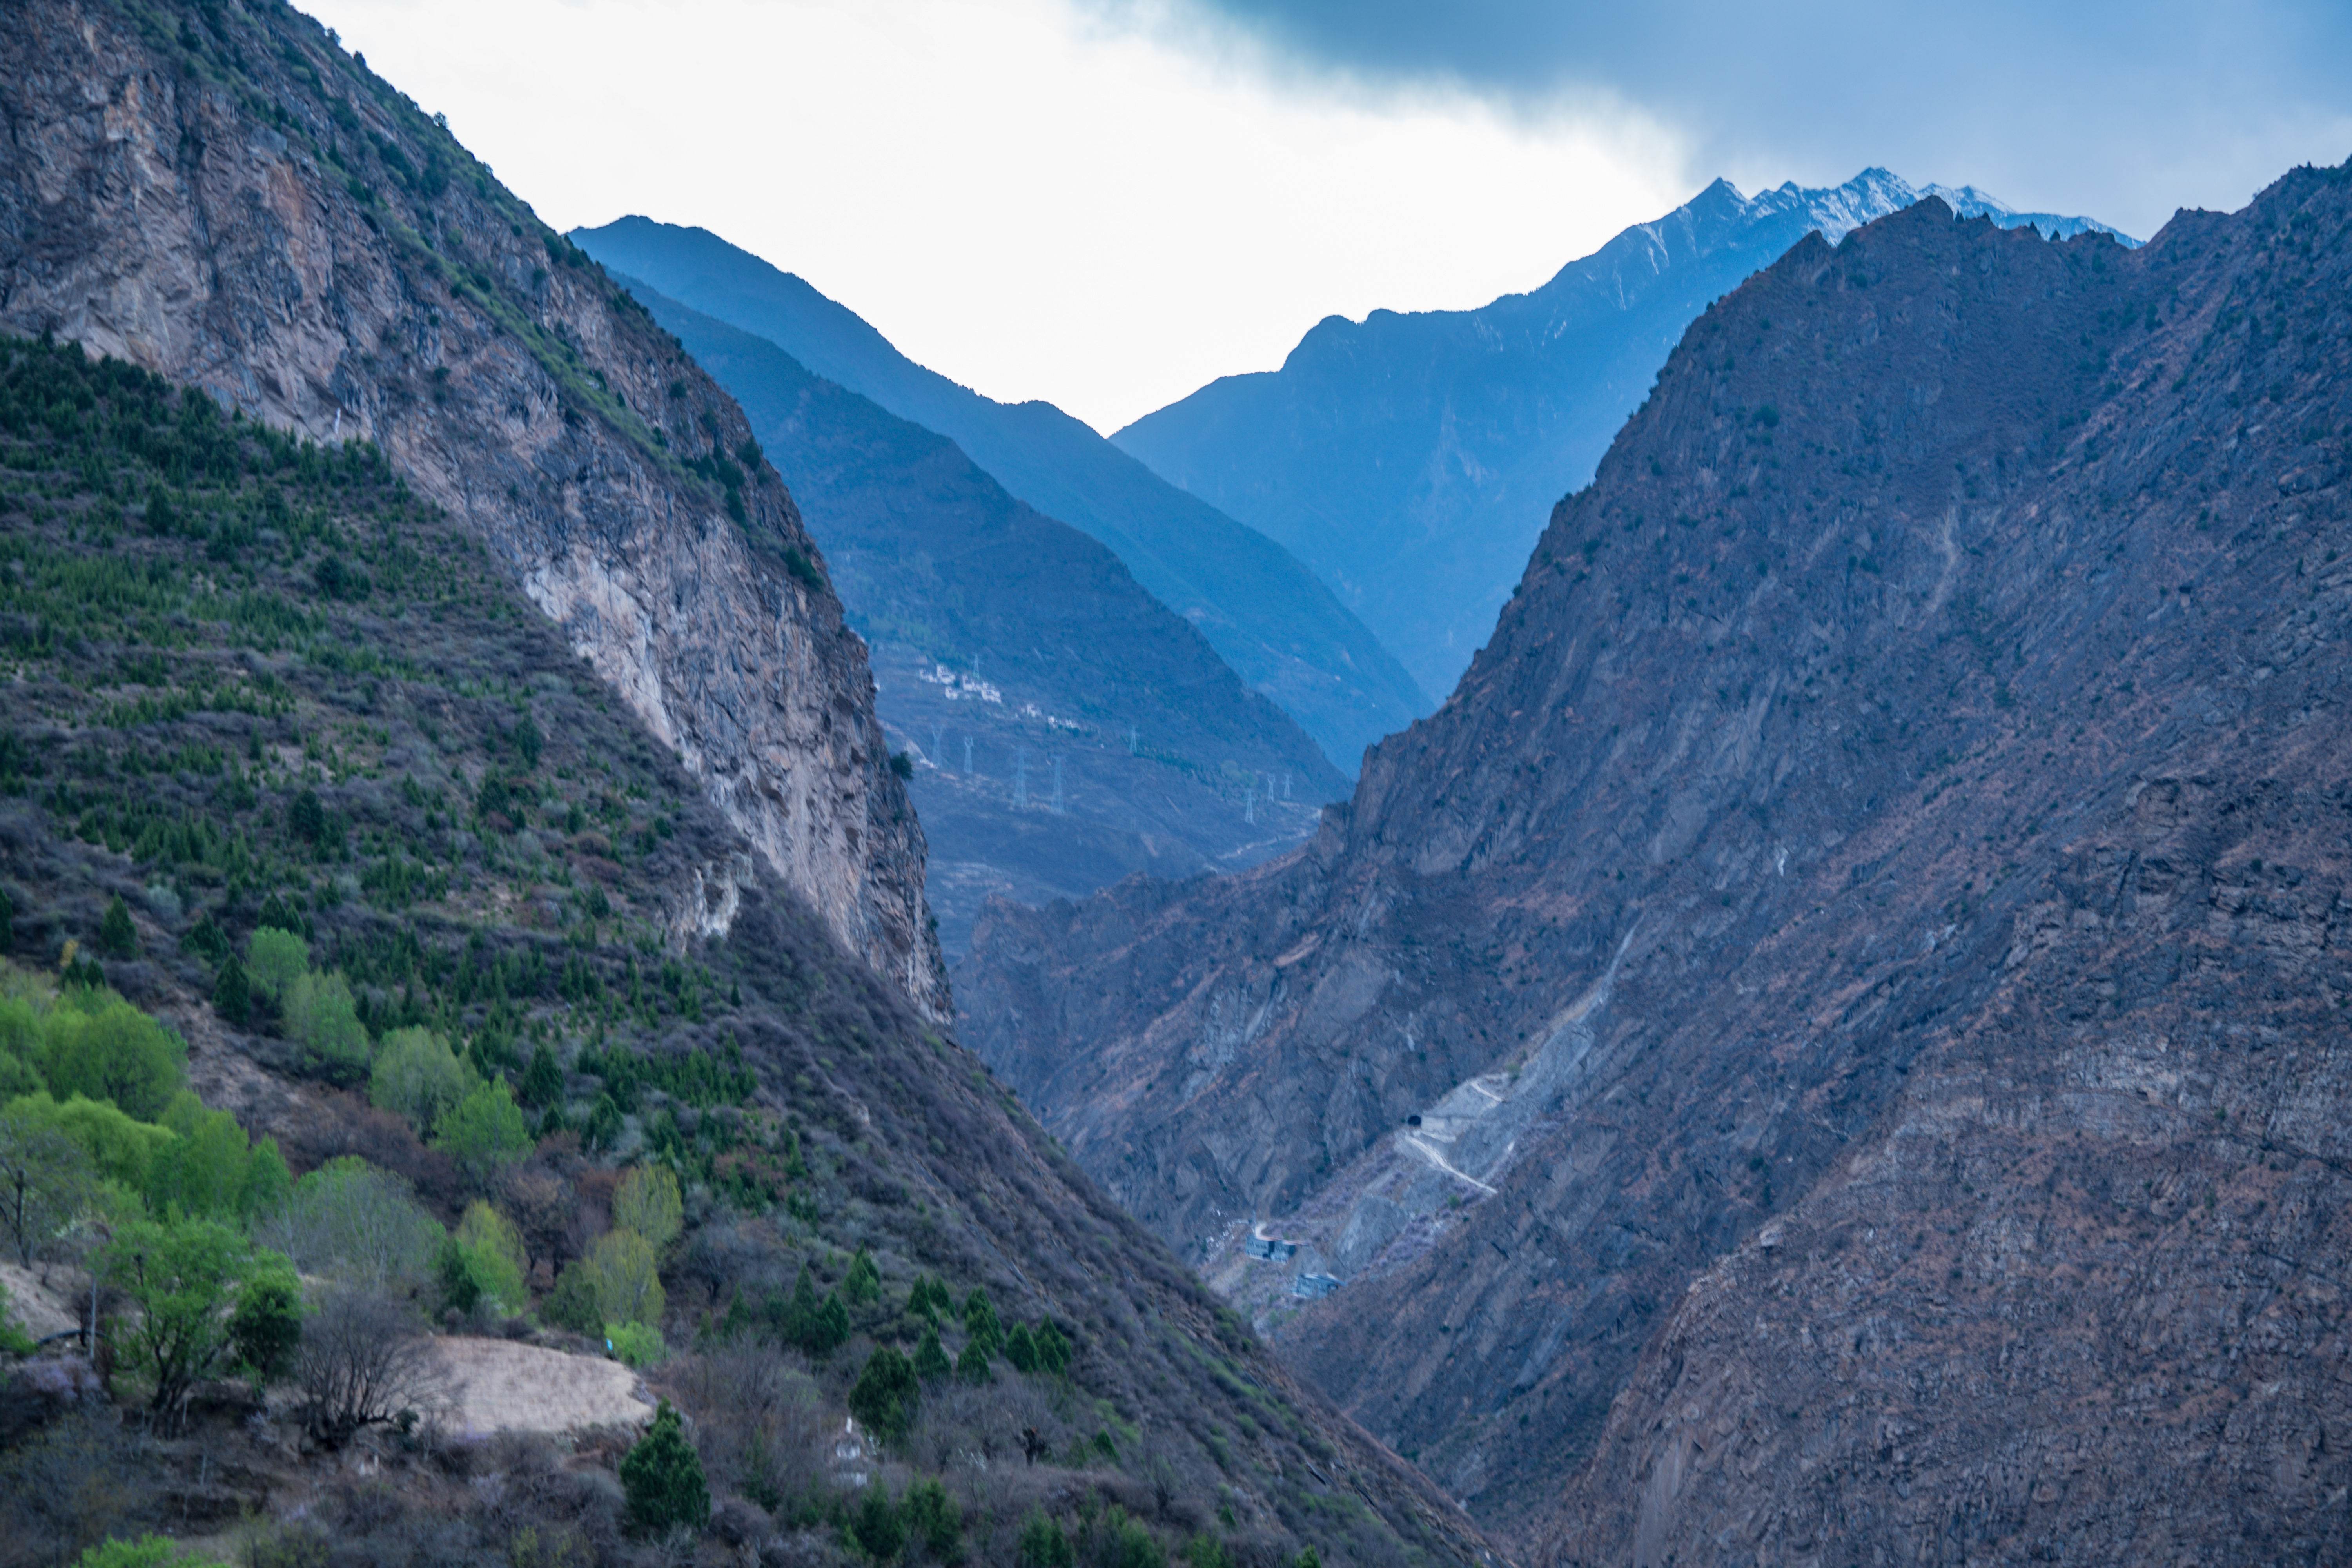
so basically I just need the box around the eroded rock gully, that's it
[963,163,2352,1559]
[0,0,948,1015]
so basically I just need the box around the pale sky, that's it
[308,0,2349,436]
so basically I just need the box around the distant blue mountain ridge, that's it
[1112,169,2134,698]
[571,218,1429,777]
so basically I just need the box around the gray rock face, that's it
[0,0,946,1015]
[963,162,2352,1556]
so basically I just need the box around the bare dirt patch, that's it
[0,1262,85,1341]
[425,1336,653,1437]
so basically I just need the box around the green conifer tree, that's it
[620,1399,709,1534]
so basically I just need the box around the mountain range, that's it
[606,276,1347,958]
[572,217,1429,775]
[1115,168,2133,698]
[962,163,2352,1560]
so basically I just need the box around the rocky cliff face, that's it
[962,160,2352,1559]
[607,277,1348,962]
[0,0,949,1016]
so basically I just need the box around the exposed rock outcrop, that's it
[0,0,948,1015]
[963,161,2352,1557]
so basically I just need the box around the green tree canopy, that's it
[433,1078,532,1187]
[368,1028,474,1138]
[38,996,185,1120]
[147,1092,287,1223]
[282,971,367,1078]
[244,927,308,1001]
[0,1097,96,1267]
[103,1216,299,1414]
[581,1227,664,1328]
[9,1090,175,1192]
[612,1163,681,1251]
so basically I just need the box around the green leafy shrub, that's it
[541,1261,603,1335]
[0,1282,35,1356]
[842,1245,881,1305]
[1005,1321,1036,1373]
[0,1099,96,1267]
[437,1200,526,1314]
[70,1536,231,1568]
[228,1272,303,1382]
[619,1400,708,1535]
[605,1319,665,1368]
[147,1091,288,1222]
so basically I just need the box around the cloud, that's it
[1099,0,2352,238]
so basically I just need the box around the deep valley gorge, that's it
[0,3,2348,1567]
[963,167,2352,1561]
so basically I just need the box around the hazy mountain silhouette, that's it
[573,218,1428,774]
[608,274,1348,959]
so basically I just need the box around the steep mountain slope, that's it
[1115,169,2129,697]
[612,277,1345,959]
[0,332,1485,1568]
[570,218,1428,774]
[0,0,947,1015]
[962,164,2352,1560]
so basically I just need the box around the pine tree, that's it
[962,1285,1002,1359]
[843,1245,881,1305]
[519,1042,563,1109]
[212,955,251,1025]
[620,1400,709,1534]
[913,1321,952,1383]
[97,895,138,959]
[848,1344,919,1445]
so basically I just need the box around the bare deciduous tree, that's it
[499,1164,580,1283]
[295,1284,439,1447]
